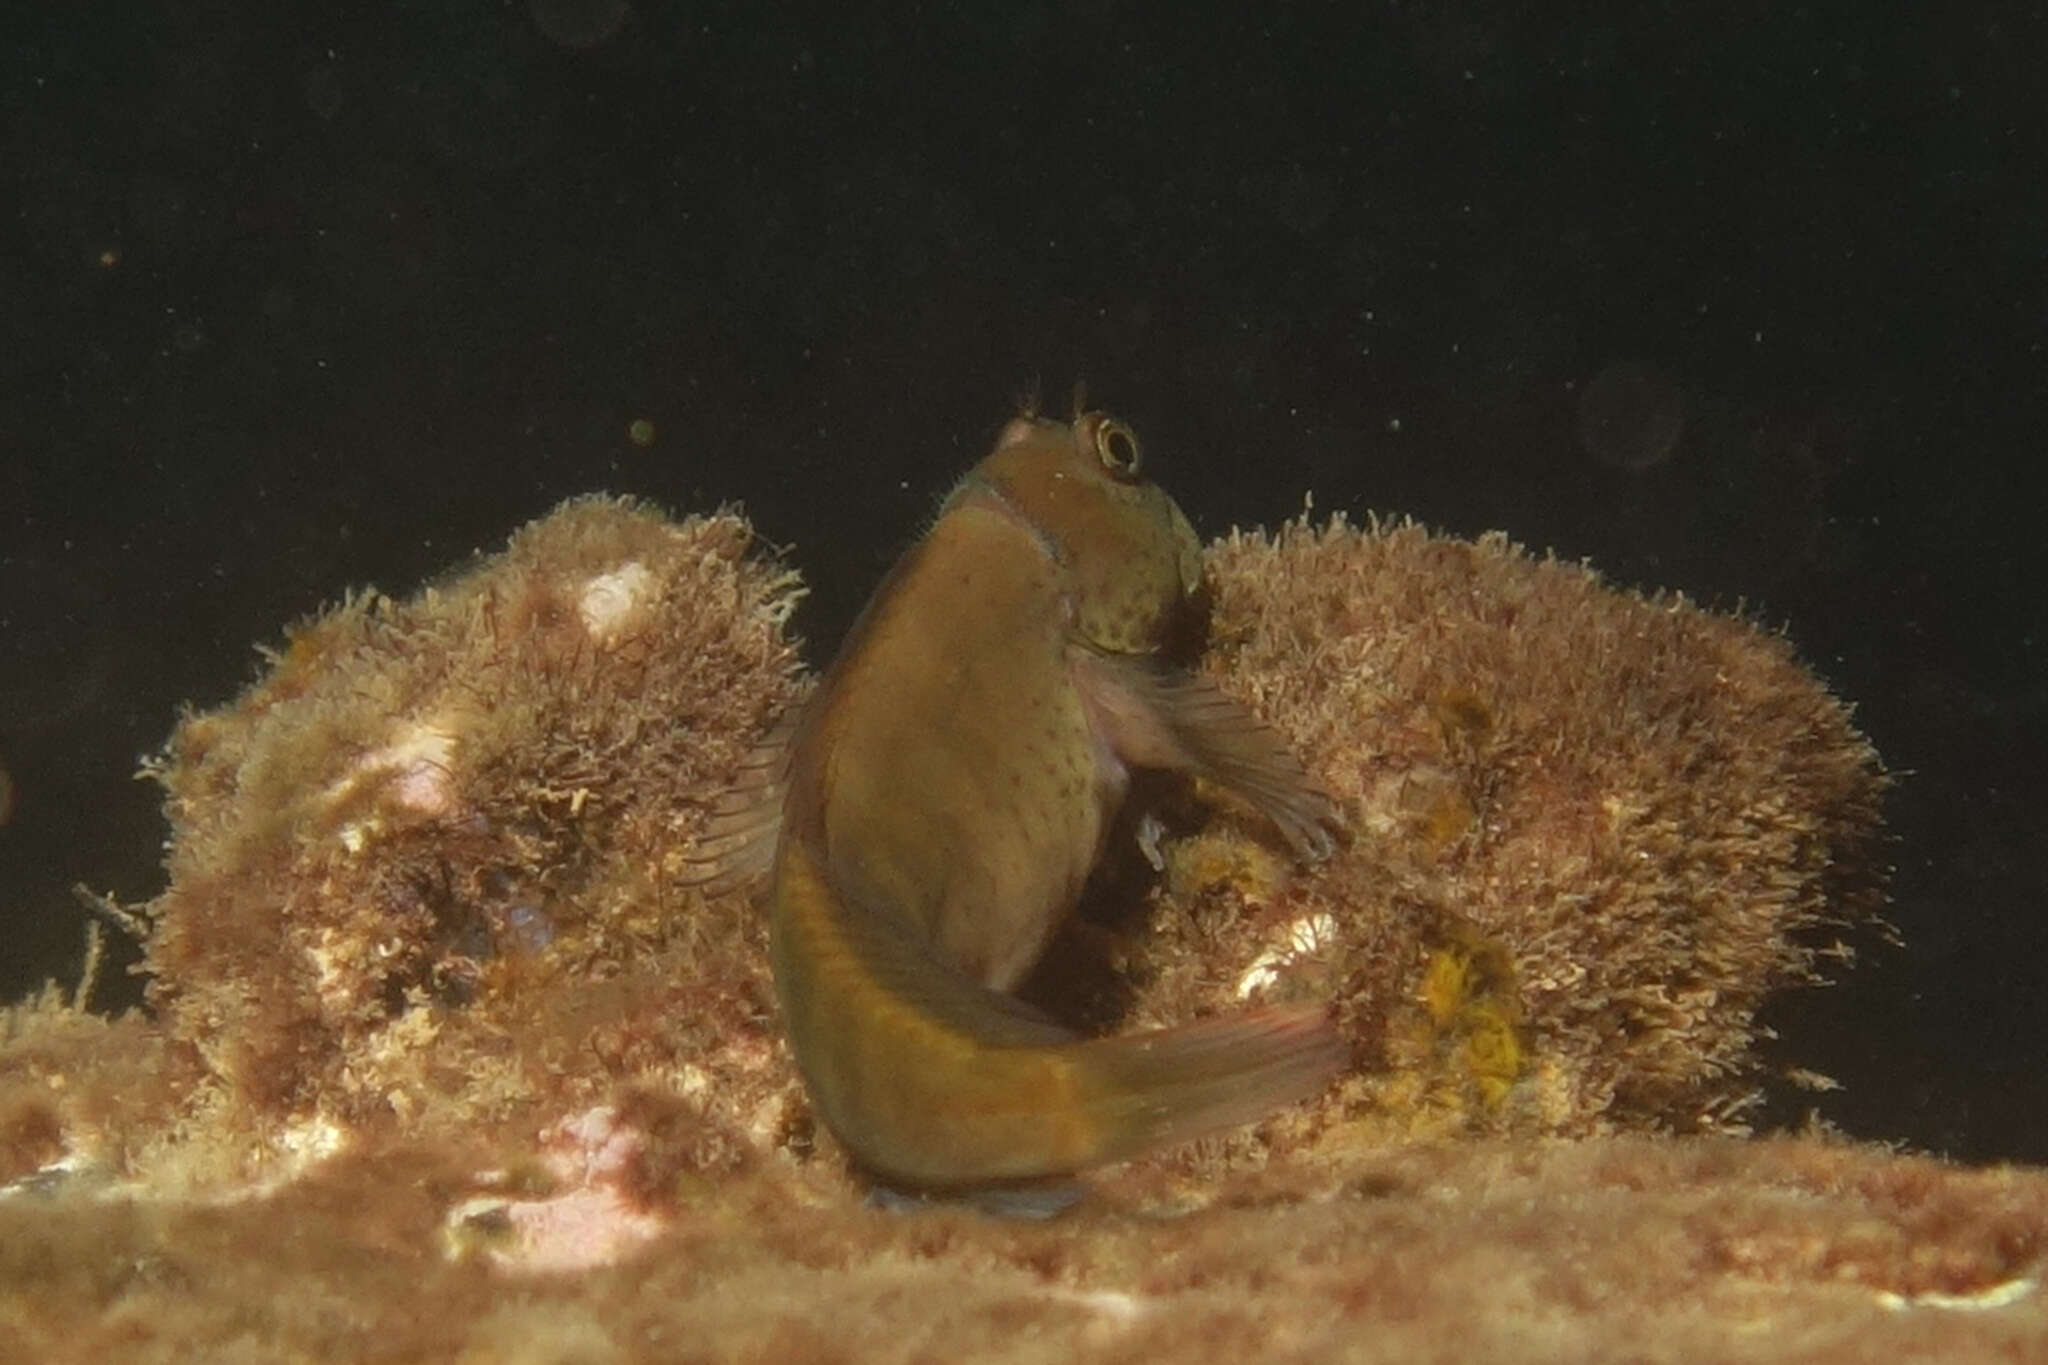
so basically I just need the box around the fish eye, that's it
[1094,420,1142,479]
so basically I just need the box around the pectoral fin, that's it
[1071,652,1339,860]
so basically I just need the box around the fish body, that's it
[769,409,1345,1190]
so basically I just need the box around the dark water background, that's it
[3,5,2042,1162]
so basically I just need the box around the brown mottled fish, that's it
[755,407,1346,1194]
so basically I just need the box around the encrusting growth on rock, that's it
[3,495,1886,1195]
[0,484,1914,1362]
[1149,512,1887,1151]
[129,496,811,1186]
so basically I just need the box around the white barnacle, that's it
[1287,912,1337,956]
[1236,913,1339,1000]
[577,562,654,643]
[1237,957,1282,998]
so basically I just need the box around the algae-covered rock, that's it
[6,496,1886,1196]
[134,496,809,1183]
[0,491,1920,1363]
[1143,514,1886,1154]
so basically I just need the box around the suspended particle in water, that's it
[1577,359,1686,472]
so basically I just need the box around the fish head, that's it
[968,410,1204,654]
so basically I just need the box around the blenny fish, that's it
[710,407,1346,1195]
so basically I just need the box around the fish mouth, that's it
[948,474,1065,568]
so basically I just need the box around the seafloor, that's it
[3,1133,2044,1363]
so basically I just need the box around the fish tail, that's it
[775,839,1345,1186]
[1066,1006,1348,1163]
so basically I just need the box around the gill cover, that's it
[969,411,1205,655]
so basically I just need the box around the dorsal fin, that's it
[675,707,801,895]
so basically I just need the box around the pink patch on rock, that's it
[494,1107,671,1273]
